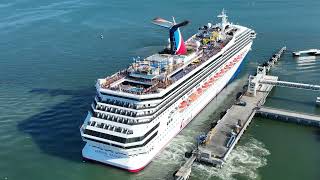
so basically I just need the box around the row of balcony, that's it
[94,111,142,125]
[96,95,157,110]
[96,104,138,117]
[87,120,133,135]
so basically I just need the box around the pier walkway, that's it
[197,75,277,165]
[260,80,320,91]
[174,153,197,180]
[257,107,320,127]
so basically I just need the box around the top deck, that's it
[97,12,245,96]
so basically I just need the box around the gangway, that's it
[259,80,320,91]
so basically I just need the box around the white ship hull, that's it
[82,42,253,172]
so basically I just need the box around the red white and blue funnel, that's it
[152,17,189,55]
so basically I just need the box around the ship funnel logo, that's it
[152,17,189,55]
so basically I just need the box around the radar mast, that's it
[217,9,228,32]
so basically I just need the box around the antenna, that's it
[217,9,228,31]
[172,16,176,24]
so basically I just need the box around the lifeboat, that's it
[197,88,203,94]
[202,82,210,89]
[179,101,188,109]
[188,93,198,102]
[228,62,235,67]
[209,78,215,83]
[219,69,225,74]
[214,74,220,78]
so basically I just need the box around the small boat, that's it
[293,49,320,56]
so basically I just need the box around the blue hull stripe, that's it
[228,54,248,84]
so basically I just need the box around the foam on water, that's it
[191,137,270,180]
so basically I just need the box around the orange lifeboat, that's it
[197,88,203,94]
[214,74,220,78]
[179,101,188,112]
[204,82,210,88]
[219,69,225,74]
[228,62,235,67]
[188,93,198,102]
[202,84,207,89]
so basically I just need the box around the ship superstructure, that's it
[80,10,256,172]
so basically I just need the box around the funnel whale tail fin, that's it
[152,17,189,55]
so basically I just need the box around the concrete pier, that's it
[261,46,286,72]
[196,75,277,167]
[257,107,320,127]
[174,153,197,180]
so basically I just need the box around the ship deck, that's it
[99,36,233,95]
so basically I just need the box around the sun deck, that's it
[98,21,238,96]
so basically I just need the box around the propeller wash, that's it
[80,10,256,172]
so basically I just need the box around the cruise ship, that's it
[80,10,256,172]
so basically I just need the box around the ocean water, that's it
[0,0,320,179]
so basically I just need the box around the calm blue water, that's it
[0,0,320,179]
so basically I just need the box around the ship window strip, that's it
[83,122,159,144]
[83,131,158,149]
